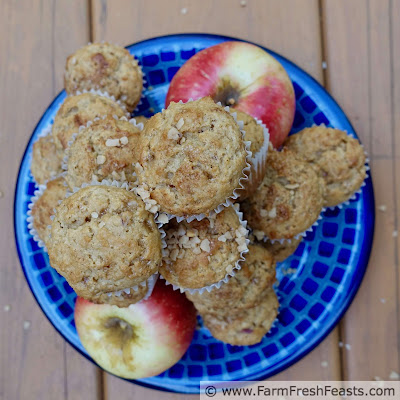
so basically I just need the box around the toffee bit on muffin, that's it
[201,288,279,346]
[186,244,276,315]
[30,177,68,246]
[65,116,141,189]
[31,136,63,185]
[52,92,126,150]
[160,206,248,290]
[262,236,303,262]
[136,97,248,216]
[64,42,143,113]
[47,185,162,306]
[241,148,325,240]
[284,126,366,207]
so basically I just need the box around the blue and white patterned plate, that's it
[14,34,375,394]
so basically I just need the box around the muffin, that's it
[65,43,143,113]
[64,116,141,189]
[262,236,303,262]
[136,97,249,216]
[47,185,162,305]
[160,206,248,291]
[186,244,275,315]
[235,110,270,199]
[28,177,68,246]
[241,148,325,240]
[284,126,366,207]
[132,115,148,127]
[31,136,63,185]
[52,92,127,150]
[201,288,279,346]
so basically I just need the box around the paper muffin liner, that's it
[61,115,144,175]
[231,114,270,200]
[134,100,253,223]
[159,203,250,295]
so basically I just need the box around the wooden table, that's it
[1,1,398,399]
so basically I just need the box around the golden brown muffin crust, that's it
[186,244,276,314]
[31,136,63,185]
[160,207,247,289]
[52,93,126,150]
[92,283,148,307]
[65,116,141,189]
[31,177,68,245]
[48,186,162,301]
[136,97,248,216]
[235,109,264,155]
[201,288,279,346]
[65,43,143,112]
[241,148,325,240]
[284,126,366,207]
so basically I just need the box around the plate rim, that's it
[13,32,375,393]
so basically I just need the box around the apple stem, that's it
[228,98,236,105]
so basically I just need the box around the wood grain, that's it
[322,0,399,381]
[0,1,100,399]
[90,1,342,397]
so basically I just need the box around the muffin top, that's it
[284,126,366,207]
[65,116,141,189]
[65,42,143,112]
[242,148,325,240]
[30,177,68,245]
[52,92,126,150]
[201,288,279,346]
[48,185,162,301]
[159,206,248,290]
[186,244,275,314]
[262,236,303,262]
[31,136,63,185]
[235,110,264,154]
[136,97,249,216]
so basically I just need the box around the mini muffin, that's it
[47,185,162,305]
[262,236,303,262]
[201,288,279,346]
[65,43,143,113]
[31,136,63,185]
[241,148,325,240]
[186,244,275,315]
[65,116,141,189]
[160,206,248,290]
[284,126,366,207]
[136,97,249,216]
[235,110,270,200]
[132,115,148,127]
[52,92,126,150]
[29,177,68,245]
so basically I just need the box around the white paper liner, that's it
[159,203,250,295]
[61,115,144,175]
[134,99,253,223]
[231,114,270,200]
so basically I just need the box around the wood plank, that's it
[322,0,399,380]
[0,1,101,399]
[90,1,342,397]
[91,0,324,82]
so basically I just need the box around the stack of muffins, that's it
[28,42,367,347]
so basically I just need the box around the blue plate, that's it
[14,34,375,393]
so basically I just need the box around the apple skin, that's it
[165,41,295,148]
[74,280,197,379]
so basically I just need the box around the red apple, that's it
[166,41,295,148]
[74,280,197,379]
